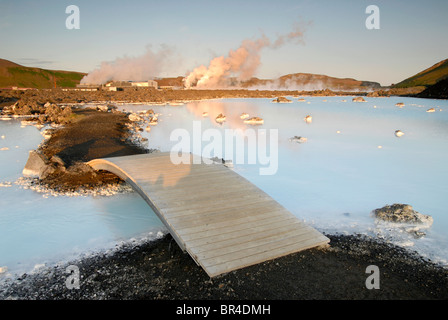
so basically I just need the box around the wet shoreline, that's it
[1,233,447,300]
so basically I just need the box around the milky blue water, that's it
[1,96,447,277]
[0,119,164,276]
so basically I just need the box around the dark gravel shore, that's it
[1,233,447,301]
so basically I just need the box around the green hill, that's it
[0,58,86,89]
[393,58,448,88]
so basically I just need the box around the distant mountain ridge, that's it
[237,73,381,91]
[4,57,446,92]
[1,58,382,91]
[0,58,86,89]
[392,59,448,88]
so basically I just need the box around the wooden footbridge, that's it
[87,152,329,277]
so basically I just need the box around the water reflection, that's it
[185,100,264,131]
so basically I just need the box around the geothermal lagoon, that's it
[1,96,448,277]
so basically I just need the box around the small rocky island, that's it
[272,96,292,103]
[352,96,366,102]
[18,104,149,192]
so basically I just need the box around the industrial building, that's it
[103,80,158,89]
[74,79,184,91]
[75,80,159,91]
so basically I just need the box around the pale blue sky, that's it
[1,0,447,86]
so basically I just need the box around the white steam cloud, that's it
[184,24,306,89]
[80,45,174,85]
[80,23,307,88]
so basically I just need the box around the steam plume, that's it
[184,24,305,89]
[81,45,174,85]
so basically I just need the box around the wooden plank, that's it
[122,160,226,174]
[108,153,214,168]
[141,182,261,202]
[156,192,275,213]
[135,171,248,190]
[155,191,274,212]
[160,193,274,217]
[186,218,305,250]
[130,166,228,182]
[191,226,318,262]
[167,201,283,229]
[164,198,281,224]
[202,232,328,269]
[200,231,328,268]
[203,235,330,277]
[178,211,297,242]
[174,208,294,236]
[133,170,237,188]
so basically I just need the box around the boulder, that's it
[44,103,72,124]
[39,163,57,180]
[61,106,72,117]
[38,114,48,124]
[97,105,109,112]
[107,104,118,112]
[51,155,66,167]
[394,130,404,137]
[372,204,433,226]
[352,96,366,102]
[304,115,312,124]
[243,117,264,125]
[128,113,142,122]
[367,91,380,97]
[289,136,307,143]
[0,266,7,274]
[272,96,292,103]
[22,150,49,178]
[45,103,62,117]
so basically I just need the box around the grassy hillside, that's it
[0,59,86,89]
[393,59,448,88]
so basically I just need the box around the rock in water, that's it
[394,130,404,137]
[243,117,264,125]
[304,115,312,123]
[215,113,226,123]
[272,97,292,103]
[0,266,7,274]
[372,204,433,226]
[289,136,307,143]
[352,96,366,102]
